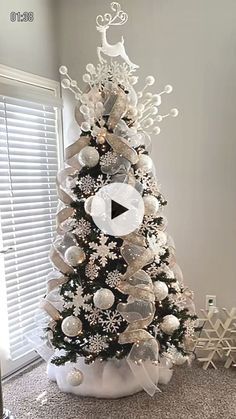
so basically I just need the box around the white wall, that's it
[0,0,59,80]
[58,0,236,312]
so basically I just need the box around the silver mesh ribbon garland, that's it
[117,268,162,396]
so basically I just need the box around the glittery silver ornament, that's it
[153,281,169,301]
[64,246,85,266]
[61,316,82,337]
[93,288,115,310]
[67,369,84,386]
[143,195,159,216]
[161,314,180,335]
[78,146,99,168]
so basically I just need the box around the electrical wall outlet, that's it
[206,295,217,311]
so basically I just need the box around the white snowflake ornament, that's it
[64,285,92,316]
[87,333,108,354]
[105,269,121,288]
[74,218,91,240]
[98,310,124,333]
[89,233,117,267]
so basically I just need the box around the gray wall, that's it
[0,0,59,79]
[58,0,236,311]
[1,0,236,312]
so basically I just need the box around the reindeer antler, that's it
[96,2,128,28]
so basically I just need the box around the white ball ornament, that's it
[145,92,153,100]
[146,76,155,86]
[152,94,161,106]
[142,118,154,128]
[130,76,138,85]
[61,316,82,337]
[83,73,91,83]
[164,84,173,94]
[153,126,161,135]
[61,78,71,89]
[93,288,115,310]
[67,369,84,386]
[59,65,68,75]
[64,246,85,266]
[86,63,96,74]
[151,107,158,116]
[81,121,91,132]
[143,195,159,216]
[80,105,89,115]
[136,154,153,173]
[170,108,179,117]
[161,315,180,335]
[153,281,169,301]
[78,146,99,168]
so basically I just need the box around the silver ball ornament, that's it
[64,246,85,266]
[161,314,180,335]
[61,316,82,337]
[143,195,159,216]
[78,146,99,168]
[153,281,169,301]
[93,288,115,310]
[67,369,84,386]
[136,154,153,173]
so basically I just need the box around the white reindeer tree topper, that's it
[96,2,139,69]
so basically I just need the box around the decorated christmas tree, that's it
[40,2,197,398]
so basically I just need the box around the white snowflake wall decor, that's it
[194,308,236,369]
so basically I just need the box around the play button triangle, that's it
[111,199,129,220]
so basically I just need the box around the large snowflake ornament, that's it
[147,234,167,263]
[87,333,109,354]
[146,262,175,279]
[63,285,92,316]
[94,174,111,191]
[140,215,164,236]
[89,233,117,267]
[146,177,160,196]
[98,310,124,333]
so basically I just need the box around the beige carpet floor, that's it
[2,361,236,419]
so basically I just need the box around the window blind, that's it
[0,95,59,367]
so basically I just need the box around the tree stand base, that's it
[47,357,173,398]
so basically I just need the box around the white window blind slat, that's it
[0,90,60,366]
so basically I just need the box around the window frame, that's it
[0,64,63,377]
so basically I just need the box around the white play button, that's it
[90,183,144,236]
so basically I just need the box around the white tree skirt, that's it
[47,356,173,398]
